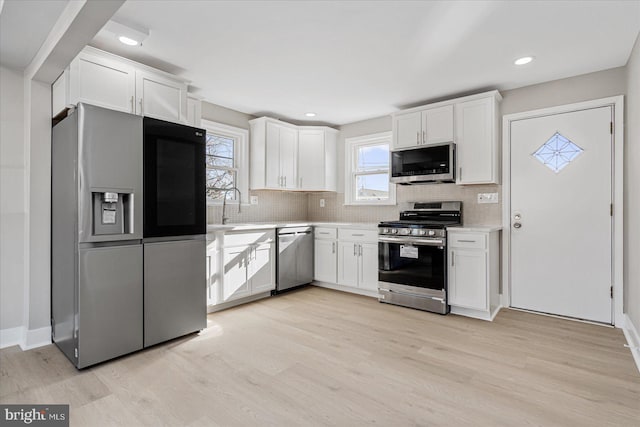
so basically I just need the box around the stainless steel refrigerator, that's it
[51,104,206,368]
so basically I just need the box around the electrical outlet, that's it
[477,192,499,204]
[320,199,325,208]
[250,195,258,205]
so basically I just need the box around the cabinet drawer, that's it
[338,228,378,242]
[315,227,337,239]
[449,233,486,249]
[223,230,275,247]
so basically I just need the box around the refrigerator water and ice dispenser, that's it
[92,191,134,236]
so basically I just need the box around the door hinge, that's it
[610,121,613,135]
[610,286,613,299]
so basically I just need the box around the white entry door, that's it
[510,106,612,324]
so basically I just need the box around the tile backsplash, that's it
[209,185,502,226]
[207,190,309,224]
[306,184,502,226]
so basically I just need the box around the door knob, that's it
[513,223,522,229]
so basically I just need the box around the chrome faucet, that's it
[221,187,242,224]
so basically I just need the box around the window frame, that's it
[344,131,396,206]
[202,119,249,205]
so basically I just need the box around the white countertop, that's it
[207,221,379,233]
[447,225,503,232]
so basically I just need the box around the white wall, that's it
[26,79,52,333]
[501,67,626,115]
[0,66,26,344]
[624,33,640,334]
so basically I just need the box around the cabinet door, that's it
[280,126,298,189]
[358,243,379,291]
[265,122,282,188]
[222,246,250,302]
[449,249,487,310]
[314,239,337,283]
[456,97,495,184]
[71,52,135,114]
[206,242,217,305]
[324,131,338,191]
[337,241,359,287]
[298,130,325,190]
[393,111,421,149]
[423,105,454,144]
[136,70,187,123]
[249,243,275,294]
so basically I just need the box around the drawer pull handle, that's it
[457,239,477,243]
[352,233,364,237]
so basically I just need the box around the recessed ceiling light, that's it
[118,36,139,46]
[305,112,316,117]
[514,56,533,66]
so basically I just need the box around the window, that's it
[344,131,396,205]
[202,120,249,204]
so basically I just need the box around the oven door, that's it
[378,236,447,291]
[144,117,206,238]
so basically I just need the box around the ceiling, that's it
[3,1,639,125]
[0,0,69,70]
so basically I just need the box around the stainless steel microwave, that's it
[390,142,455,184]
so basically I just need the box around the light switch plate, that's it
[320,199,325,208]
[478,192,499,204]
[250,195,258,205]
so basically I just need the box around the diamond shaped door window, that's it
[532,132,583,173]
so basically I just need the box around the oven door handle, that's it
[378,236,445,246]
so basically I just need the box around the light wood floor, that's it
[1,287,639,426]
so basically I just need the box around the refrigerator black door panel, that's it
[78,245,143,368]
[144,239,207,347]
[144,117,206,238]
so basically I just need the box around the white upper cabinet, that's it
[423,105,454,145]
[135,70,187,123]
[279,126,298,190]
[393,111,422,149]
[393,105,454,149]
[68,50,136,114]
[250,117,338,191]
[298,127,338,191]
[455,95,500,184]
[251,119,299,190]
[391,90,501,184]
[53,47,189,124]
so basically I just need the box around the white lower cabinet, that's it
[313,226,379,296]
[207,230,275,307]
[337,229,379,293]
[447,229,500,320]
[314,238,337,283]
[337,238,378,292]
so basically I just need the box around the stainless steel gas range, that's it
[378,201,462,314]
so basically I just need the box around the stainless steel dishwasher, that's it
[275,226,314,293]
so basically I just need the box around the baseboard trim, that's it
[622,314,640,373]
[0,326,51,350]
[22,326,52,350]
[0,326,23,349]
[312,281,378,298]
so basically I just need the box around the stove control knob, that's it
[428,230,436,236]
[402,229,410,235]
[382,228,389,234]
[391,229,398,234]
[419,230,426,235]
